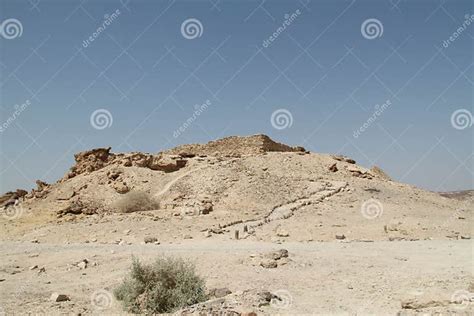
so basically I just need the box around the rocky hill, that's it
[1,134,470,243]
[0,135,472,315]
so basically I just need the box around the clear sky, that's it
[0,0,472,192]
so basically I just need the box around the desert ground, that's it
[0,135,473,315]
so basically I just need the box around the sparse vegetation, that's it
[114,256,207,314]
[114,191,159,213]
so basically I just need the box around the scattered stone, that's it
[401,298,449,309]
[276,230,289,237]
[183,234,193,240]
[235,230,239,240]
[329,163,338,172]
[144,237,158,244]
[335,234,346,240]
[265,249,289,260]
[77,259,88,269]
[29,265,38,270]
[460,235,471,240]
[50,293,70,302]
[199,202,213,215]
[260,259,277,269]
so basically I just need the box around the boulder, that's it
[260,259,277,269]
[50,293,70,302]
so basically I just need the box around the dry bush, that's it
[114,256,207,314]
[114,191,159,213]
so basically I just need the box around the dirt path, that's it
[0,239,472,315]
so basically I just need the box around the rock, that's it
[208,287,232,298]
[183,234,193,239]
[113,182,129,194]
[144,237,158,244]
[257,291,273,305]
[265,249,289,260]
[56,188,76,200]
[199,202,213,215]
[276,230,289,237]
[401,298,449,309]
[147,155,187,173]
[335,234,346,240]
[241,313,258,316]
[29,265,38,270]
[460,235,471,240]
[370,166,391,181]
[50,293,70,302]
[332,155,356,164]
[77,260,88,269]
[260,259,277,269]
[329,163,338,172]
[35,180,49,191]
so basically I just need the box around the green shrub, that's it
[114,256,207,314]
[114,191,158,213]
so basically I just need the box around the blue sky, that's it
[0,0,472,192]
